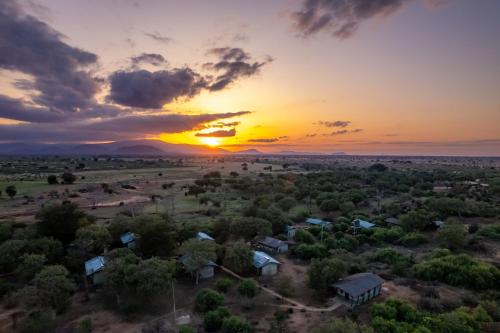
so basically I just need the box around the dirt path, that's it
[218,266,343,312]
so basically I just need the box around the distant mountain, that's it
[0,140,230,155]
[330,152,348,156]
[275,150,325,155]
[114,145,166,155]
[233,149,265,155]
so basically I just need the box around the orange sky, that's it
[1,0,499,155]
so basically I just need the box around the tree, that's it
[400,210,431,231]
[204,306,230,332]
[277,197,297,212]
[308,258,346,293]
[75,224,112,255]
[294,229,316,244]
[223,242,253,274]
[15,254,46,282]
[368,163,388,172]
[180,239,217,284]
[5,185,16,199]
[222,315,251,333]
[36,202,87,245]
[19,265,75,312]
[133,215,177,257]
[437,223,466,250]
[103,249,140,304]
[61,172,77,184]
[238,278,258,298]
[230,217,272,240]
[195,288,224,312]
[47,175,58,185]
[187,185,206,197]
[133,257,175,298]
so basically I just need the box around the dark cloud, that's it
[145,31,172,44]
[131,53,167,67]
[326,128,363,136]
[0,1,258,143]
[292,0,412,38]
[318,120,351,128]
[248,136,288,143]
[204,47,272,91]
[0,111,250,142]
[195,128,236,137]
[107,69,207,109]
[0,0,101,112]
[210,121,241,128]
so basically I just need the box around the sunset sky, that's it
[1,0,499,155]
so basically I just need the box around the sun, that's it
[200,137,221,147]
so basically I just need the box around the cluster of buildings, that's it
[85,216,385,308]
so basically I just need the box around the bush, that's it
[204,306,231,332]
[477,224,500,241]
[195,288,224,313]
[215,278,233,293]
[293,229,316,244]
[238,278,258,298]
[222,315,251,333]
[399,232,427,247]
[413,253,500,290]
[371,248,412,274]
[295,243,328,260]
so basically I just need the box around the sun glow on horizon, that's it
[200,137,221,147]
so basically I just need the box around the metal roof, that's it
[120,232,135,244]
[353,219,376,229]
[258,236,286,249]
[332,273,384,298]
[196,232,214,241]
[85,256,106,276]
[306,218,331,227]
[253,251,280,268]
[385,217,400,225]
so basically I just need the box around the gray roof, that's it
[353,219,376,229]
[306,218,331,227]
[385,217,400,225]
[179,254,217,271]
[258,236,286,249]
[253,251,280,268]
[332,273,384,297]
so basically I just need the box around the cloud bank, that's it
[0,0,262,143]
[292,0,414,38]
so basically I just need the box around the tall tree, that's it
[180,239,217,285]
[36,202,88,245]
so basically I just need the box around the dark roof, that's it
[332,273,384,298]
[385,217,400,225]
[258,236,285,249]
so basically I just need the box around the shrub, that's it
[399,232,427,247]
[293,229,316,244]
[295,243,328,260]
[204,306,230,332]
[371,248,412,272]
[222,315,251,333]
[413,253,500,290]
[215,278,233,293]
[477,224,500,241]
[238,278,258,298]
[195,288,224,313]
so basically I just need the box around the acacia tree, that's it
[75,224,111,255]
[5,185,16,199]
[308,258,346,293]
[223,242,253,275]
[36,202,88,245]
[19,265,76,313]
[180,239,217,285]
